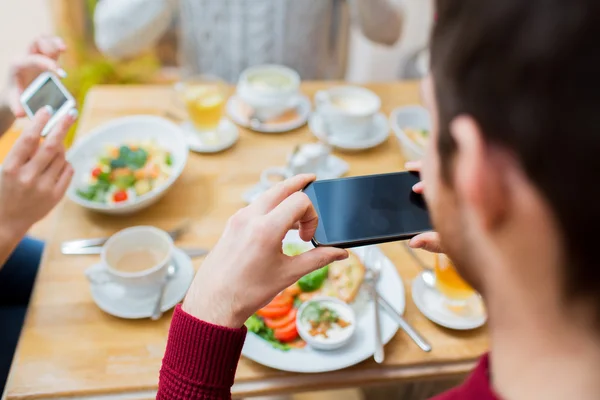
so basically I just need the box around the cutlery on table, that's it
[62,246,209,258]
[368,246,433,353]
[151,264,177,320]
[377,292,432,352]
[61,220,191,251]
[365,247,385,363]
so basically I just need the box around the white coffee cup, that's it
[237,64,301,120]
[85,226,174,297]
[314,86,381,142]
[260,143,330,188]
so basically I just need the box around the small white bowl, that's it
[296,296,356,351]
[390,105,431,161]
[67,115,189,215]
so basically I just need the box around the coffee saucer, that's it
[87,248,194,319]
[242,155,349,204]
[309,112,390,151]
[226,94,311,133]
[181,118,239,153]
[412,272,487,330]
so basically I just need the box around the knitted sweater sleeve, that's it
[157,305,247,400]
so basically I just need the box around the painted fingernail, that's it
[57,68,67,78]
[67,108,79,119]
[43,105,54,115]
[412,183,420,191]
[405,161,419,168]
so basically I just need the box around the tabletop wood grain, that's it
[4,82,489,399]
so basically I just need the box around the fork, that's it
[365,247,385,363]
[61,219,191,250]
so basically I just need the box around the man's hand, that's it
[183,175,349,328]
[405,161,444,253]
[6,36,67,118]
[0,106,77,238]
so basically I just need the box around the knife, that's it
[377,294,432,352]
[62,246,209,258]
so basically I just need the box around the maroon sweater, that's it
[158,306,499,400]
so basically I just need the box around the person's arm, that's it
[158,306,246,400]
[0,220,25,269]
[94,0,176,59]
[0,107,77,269]
[158,175,348,399]
[353,0,404,46]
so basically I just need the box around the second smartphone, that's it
[302,171,432,248]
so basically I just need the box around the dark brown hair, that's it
[431,0,600,312]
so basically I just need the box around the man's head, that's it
[421,0,600,321]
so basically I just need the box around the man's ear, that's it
[450,115,508,231]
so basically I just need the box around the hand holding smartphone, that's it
[19,72,75,136]
[302,172,432,248]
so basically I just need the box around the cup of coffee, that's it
[260,143,330,188]
[237,65,301,121]
[314,86,381,141]
[85,226,174,297]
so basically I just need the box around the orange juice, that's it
[434,254,476,301]
[183,84,226,132]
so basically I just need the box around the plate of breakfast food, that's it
[241,230,405,373]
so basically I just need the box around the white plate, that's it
[412,272,487,330]
[310,112,390,151]
[67,115,189,215]
[241,155,349,204]
[227,94,311,133]
[241,230,404,373]
[87,248,194,319]
[181,119,239,153]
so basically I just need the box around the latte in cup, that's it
[315,86,381,142]
[86,226,175,298]
[330,95,374,113]
[246,71,295,93]
[114,249,165,274]
[237,65,301,120]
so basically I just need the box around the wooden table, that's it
[4,82,489,399]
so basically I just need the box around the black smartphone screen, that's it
[303,172,432,247]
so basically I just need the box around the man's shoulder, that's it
[430,354,500,400]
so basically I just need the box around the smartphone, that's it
[19,72,75,136]
[303,171,432,248]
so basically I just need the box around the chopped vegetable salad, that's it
[76,141,173,204]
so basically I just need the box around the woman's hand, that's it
[405,161,443,253]
[0,106,77,237]
[182,175,349,328]
[6,36,67,118]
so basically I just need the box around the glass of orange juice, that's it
[434,254,477,307]
[174,75,228,134]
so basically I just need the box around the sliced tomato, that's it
[269,294,293,308]
[256,302,293,319]
[274,320,298,342]
[113,190,128,202]
[264,308,297,330]
[91,167,102,178]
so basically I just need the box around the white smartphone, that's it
[19,72,76,136]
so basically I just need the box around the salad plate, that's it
[67,115,188,215]
[241,230,404,373]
